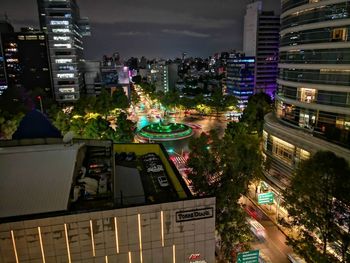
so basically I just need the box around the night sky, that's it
[2,0,280,60]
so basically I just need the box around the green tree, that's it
[114,112,135,142]
[187,132,221,195]
[69,116,85,137]
[112,88,129,110]
[208,90,237,117]
[0,111,24,139]
[187,127,262,261]
[160,91,180,111]
[95,89,112,117]
[83,116,110,139]
[73,95,97,115]
[283,151,350,262]
[131,86,141,105]
[52,110,71,134]
[240,93,272,135]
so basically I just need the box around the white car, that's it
[147,165,164,173]
[157,175,169,187]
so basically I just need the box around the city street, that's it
[242,197,293,263]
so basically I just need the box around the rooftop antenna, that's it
[4,12,9,22]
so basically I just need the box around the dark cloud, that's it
[2,0,280,59]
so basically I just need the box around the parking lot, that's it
[115,151,178,204]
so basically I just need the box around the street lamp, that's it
[36,96,43,113]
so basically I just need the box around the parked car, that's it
[157,175,169,187]
[147,165,164,173]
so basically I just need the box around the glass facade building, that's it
[263,0,350,190]
[243,1,280,97]
[37,0,90,102]
[226,53,255,109]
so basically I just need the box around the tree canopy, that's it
[187,125,262,261]
[283,151,350,263]
[240,93,272,135]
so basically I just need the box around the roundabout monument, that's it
[136,115,194,142]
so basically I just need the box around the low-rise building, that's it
[0,139,215,263]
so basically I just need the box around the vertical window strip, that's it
[37,227,46,263]
[10,230,19,263]
[89,220,96,257]
[63,224,72,263]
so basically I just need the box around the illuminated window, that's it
[59,88,75,93]
[271,136,295,165]
[299,87,316,103]
[50,20,69,25]
[332,28,347,41]
[55,58,72,64]
[309,0,319,3]
[52,28,70,33]
[54,43,72,48]
[53,36,70,41]
[25,35,38,40]
[57,73,74,78]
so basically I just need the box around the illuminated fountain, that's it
[136,115,193,142]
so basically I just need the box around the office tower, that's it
[0,28,53,111]
[226,52,255,110]
[37,0,90,103]
[243,1,279,97]
[0,20,14,96]
[263,0,350,193]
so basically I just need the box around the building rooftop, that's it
[0,140,191,222]
[0,143,84,218]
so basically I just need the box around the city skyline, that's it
[2,0,280,60]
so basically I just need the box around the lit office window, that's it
[52,28,71,33]
[54,43,72,48]
[50,20,69,25]
[57,73,74,78]
[332,28,348,41]
[59,88,75,93]
[55,58,73,63]
[53,36,71,41]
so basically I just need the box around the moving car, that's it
[247,218,266,240]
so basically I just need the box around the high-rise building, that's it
[0,20,14,96]
[226,52,255,110]
[263,0,350,193]
[37,0,90,103]
[243,1,279,97]
[149,60,169,93]
[0,27,53,111]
